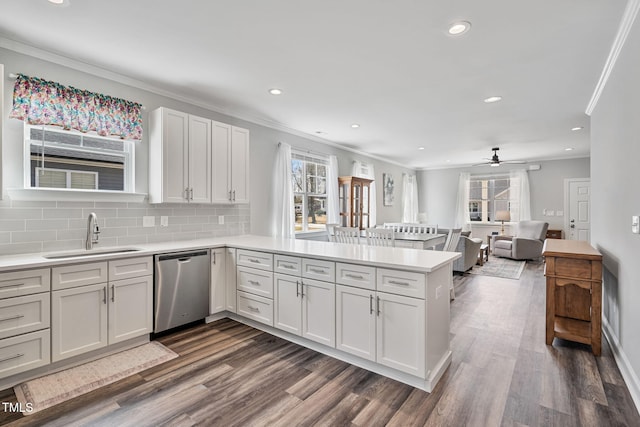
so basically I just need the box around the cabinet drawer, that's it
[52,262,108,290]
[302,258,335,282]
[0,294,50,340]
[236,250,273,271]
[237,266,274,298]
[554,258,593,279]
[0,330,51,380]
[0,268,50,299]
[336,263,375,290]
[377,268,425,299]
[237,291,273,326]
[274,255,302,276]
[109,256,153,281]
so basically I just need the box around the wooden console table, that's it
[542,239,602,355]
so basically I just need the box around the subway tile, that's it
[96,202,128,209]
[96,237,118,247]
[170,216,191,225]
[188,216,210,224]
[196,231,215,239]
[98,227,129,238]
[57,201,95,208]
[0,233,10,244]
[12,230,57,243]
[12,200,57,208]
[194,207,217,216]
[147,234,173,244]
[105,217,138,228]
[118,208,146,218]
[156,225,182,234]
[42,240,84,253]
[82,208,118,218]
[146,208,173,216]
[0,208,43,220]
[26,219,69,231]
[117,236,148,246]
[0,242,42,256]
[173,208,196,217]
[57,228,86,240]
[180,224,203,233]
[68,219,88,229]
[126,202,147,209]
[0,220,26,232]
[173,232,197,241]
[127,227,157,236]
[43,208,83,219]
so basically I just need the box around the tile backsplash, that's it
[0,199,250,256]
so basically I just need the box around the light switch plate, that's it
[556,210,564,216]
[142,216,155,227]
[547,210,555,216]
[160,216,169,227]
[633,216,639,234]
[218,215,224,225]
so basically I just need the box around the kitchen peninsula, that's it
[0,235,460,393]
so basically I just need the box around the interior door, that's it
[566,179,591,241]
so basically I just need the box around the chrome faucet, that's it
[86,212,100,250]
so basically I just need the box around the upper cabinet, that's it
[149,107,250,204]
[212,121,250,204]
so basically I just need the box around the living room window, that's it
[292,151,328,233]
[468,176,512,222]
[25,124,135,192]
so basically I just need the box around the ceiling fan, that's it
[473,147,525,167]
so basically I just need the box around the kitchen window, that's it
[24,124,135,193]
[292,151,328,233]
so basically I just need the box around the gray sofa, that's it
[492,220,549,260]
[437,229,483,272]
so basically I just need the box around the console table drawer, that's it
[237,266,274,298]
[377,268,425,299]
[237,291,273,326]
[237,250,273,271]
[0,294,50,340]
[0,269,50,299]
[336,263,375,290]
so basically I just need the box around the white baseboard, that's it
[602,317,640,413]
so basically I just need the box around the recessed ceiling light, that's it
[351,123,360,129]
[418,147,425,150]
[448,21,471,36]
[565,147,574,151]
[483,96,502,103]
[268,88,282,95]
[48,0,64,3]
[571,126,583,131]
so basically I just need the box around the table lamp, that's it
[496,210,510,235]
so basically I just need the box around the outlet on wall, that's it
[142,216,155,227]
[160,216,169,227]
[218,215,224,225]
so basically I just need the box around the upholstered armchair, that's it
[436,229,483,272]
[492,220,549,260]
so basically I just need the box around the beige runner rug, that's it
[14,341,178,415]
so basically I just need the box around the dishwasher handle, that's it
[156,250,209,262]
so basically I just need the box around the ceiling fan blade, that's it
[501,160,526,164]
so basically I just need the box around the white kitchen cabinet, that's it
[336,284,376,361]
[301,278,335,347]
[52,283,108,362]
[274,273,302,335]
[225,248,237,313]
[108,276,153,344]
[149,107,212,204]
[52,257,153,362]
[212,121,250,204]
[210,248,226,315]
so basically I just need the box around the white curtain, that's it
[352,161,377,226]
[326,155,339,224]
[402,174,419,223]
[271,142,294,238]
[509,169,531,222]
[454,172,471,231]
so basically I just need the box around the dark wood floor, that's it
[1,260,638,426]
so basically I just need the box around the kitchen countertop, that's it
[0,235,461,273]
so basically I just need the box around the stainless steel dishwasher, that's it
[154,249,210,333]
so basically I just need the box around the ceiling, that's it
[0,1,628,169]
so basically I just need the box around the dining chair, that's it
[407,224,438,234]
[441,228,462,300]
[333,226,361,244]
[325,223,339,242]
[365,227,395,247]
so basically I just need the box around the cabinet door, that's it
[210,248,226,314]
[212,121,232,203]
[108,276,153,344]
[52,283,108,362]
[188,115,212,203]
[162,108,189,203]
[274,273,302,336]
[376,292,425,377]
[336,285,375,361]
[230,126,250,203]
[301,278,335,347]
[225,248,237,313]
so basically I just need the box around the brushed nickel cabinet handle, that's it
[0,282,24,289]
[0,314,25,322]
[248,280,260,286]
[369,294,374,314]
[0,353,24,363]
[111,284,115,302]
[103,287,107,304]
[376,296,381,316]
[247,306,259,313]
[346,273,364,280]
[296,280,300,297]
[388,280,410,286]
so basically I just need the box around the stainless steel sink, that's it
[43,247,142,259]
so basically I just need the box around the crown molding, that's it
[586,0,640,115]
[0,36,413,171]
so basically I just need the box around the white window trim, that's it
[468,173,513,224]
[292,150,329,234]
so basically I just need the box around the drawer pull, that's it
[0,353,24,363]
[103,286,107,304]
[281,263,296,270]
[310,268,326,274]
[346,273,364,280]
[247,305,260,313]
[376,296,381,316]
[0,314,25,322]
[248,280,261,286]
[0,282,24,289]
[111,284,115,302]
[369,294,374,314]
[388,280,410,286]
[248,258,261,264]
[296,280,300,297]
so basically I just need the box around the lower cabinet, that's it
[274,273,335,347]
[210,248,226,314]
[336,284,425,377]
[108,276,153,344]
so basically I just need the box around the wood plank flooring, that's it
[1,260,638,426]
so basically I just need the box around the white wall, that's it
[417,158,590,234]
[590,8,640,408]
[0,47,414,254]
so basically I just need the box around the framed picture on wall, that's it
[383,173,394,206]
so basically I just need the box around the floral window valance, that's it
[9,74,143,140]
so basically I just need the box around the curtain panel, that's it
[402,173,419,223]
[271,142,294,238]
[9,74,143,140]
